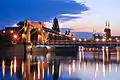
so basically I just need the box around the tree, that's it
[52,17,60,32]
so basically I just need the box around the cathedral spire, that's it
[105,20,108,27]
[108,21,110,28]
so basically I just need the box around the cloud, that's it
[0,0,89,28]
[73,32,92,39]
[58,16,81,22]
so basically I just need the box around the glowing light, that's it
[96,38,99,42]
[3,30,6,33]
[103,63,106,76]
[95,63,98,79]
[68,64,71,76]
[52,63,54,75]
[10,60,13,77]
[38,60,40,79]
[82,49,84,61]
[22,61,24,75]
[102,38,106,42]
[10,30,14,34]
[73,37,76,41]
[59,64,61,77]
[2,60,5,77]
[78,60,81,70]
[108,64,111,73]
[24,26,27,32]
[79,50,82,62]
[117,48,120,62]
[52,33,55,36]
[102,46,105,62]
[28,45,32,49]
[14,56,17,73]
[84,39,87,41]
[34,71,36,80]
[38,28,41,31]
[109,38,111,41]
[47,65,49,75]
[116,37,118,40]
[106,47,109,62]
[72,60,75,72]
[84,62,86,71]
[79,38,82,42]
[42,61,44,78]
[13,34,18,39]
[22,33,26,39]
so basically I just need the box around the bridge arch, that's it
[23,20,47,43]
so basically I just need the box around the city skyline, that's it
[0,0,120,38]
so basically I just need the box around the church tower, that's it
[52,17,60,32]
[104,21,111,41]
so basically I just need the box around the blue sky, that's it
[0,0,120,38]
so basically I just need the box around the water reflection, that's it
[68,64,72,76]
[1,47,120,80]
[2,60,5,77]
[10,60,13,77]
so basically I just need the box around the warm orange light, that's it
[10,30,14,34]
[3,30,6,33]
[24,26,27,32]
[14,56,17,73]
[22,33,26,39]
[13,34,18,39]
[2,60,5,76]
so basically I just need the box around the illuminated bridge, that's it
[1,19,120,62]
[32,40,120,48]
[1,19,120,48]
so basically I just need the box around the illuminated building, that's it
[103,21,111,41]
[0,18,73,44]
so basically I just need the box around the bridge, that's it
[32,40,120,48]
[1,19,120,61]
[1,19,120,48]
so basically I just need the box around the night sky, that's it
[0,0,120,38]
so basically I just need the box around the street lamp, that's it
[96,38,99,48]
[10,30,14,34]
[3,30,6,34]
[84,39,87,42]
[73,37,76,41]
[73,37,76,45]
[13,34,18,39]
[79,38,82,42]
[84,39,87,47]
[96,38,99,42]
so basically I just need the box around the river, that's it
[0,46,120,80]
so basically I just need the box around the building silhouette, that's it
[103,21,111,41]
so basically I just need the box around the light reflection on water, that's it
[0,47,120,80]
